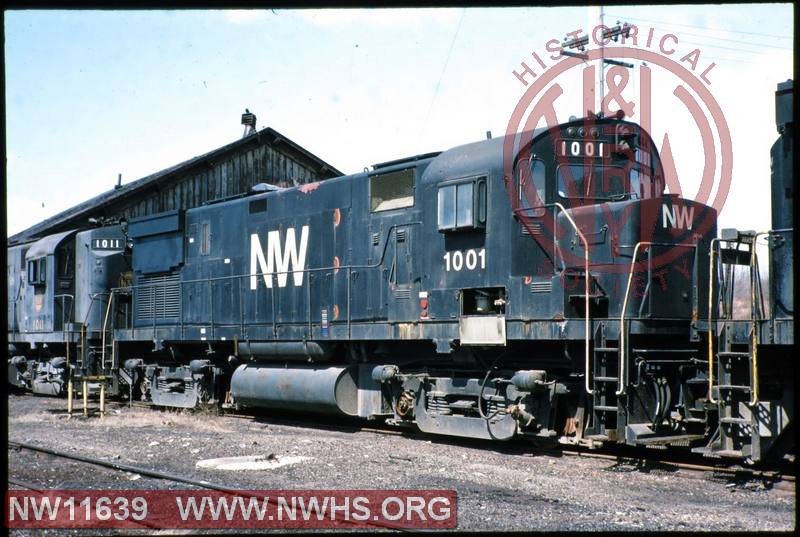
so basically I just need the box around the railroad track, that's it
[7,440,413,532]
[103,398,796,485]
[14,393,796,489]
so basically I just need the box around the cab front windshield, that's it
[556,163,640,201]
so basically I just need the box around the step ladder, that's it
[588,323,622,442]
[699,229,766,460]
[704,340,758,459]
[68,327,111,418]
[67,373,108,418]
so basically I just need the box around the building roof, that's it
[8,126,343,246]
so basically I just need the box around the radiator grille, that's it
[136,273,181,320]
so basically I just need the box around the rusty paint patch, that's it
[523,275,532,285]
[332,304,340,321]
[333,256,340,274]
[398,323,419,340]
[333,208,341,227]
[299,182,321,194]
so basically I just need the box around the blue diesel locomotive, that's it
[8,88,794,463]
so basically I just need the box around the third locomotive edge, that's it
[8,81,794,465]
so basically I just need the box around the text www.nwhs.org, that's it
[6,490,457,529]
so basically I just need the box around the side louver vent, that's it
[521,222,543,235]
[530,280,552,293]
[136,273,181,320]
[396,229,407,243]
[394,287,411,299]
[371,232,380,246]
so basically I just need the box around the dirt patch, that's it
[7,393,795,532]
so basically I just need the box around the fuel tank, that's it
[230,364,358,416]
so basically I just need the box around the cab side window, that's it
[437,176,487,232]
[27,258,46,286]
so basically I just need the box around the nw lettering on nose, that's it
[250,225,310,290]
[661,203,694,230]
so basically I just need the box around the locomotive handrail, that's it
[707,237,722,404]
[55,294,75,380]
[707,232,770,407]
[549,203,591,395]
[101,290,115,371]
[620,241,697,397]
[512,203,591,392]
[81,292,111,326]
[748,232,770,407]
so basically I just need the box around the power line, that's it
[603,18,792,55]
[606,13,792,40]
[614,22,793,51]
[679,39,781,55]
[658,28,793,50]
[421,8,466,137]
[700,55,757,65]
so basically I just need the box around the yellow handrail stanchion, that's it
[67,378,73,417]
[83,379,88,417]
[748,232,769,406]
[707,238,721,404]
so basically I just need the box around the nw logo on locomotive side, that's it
[661,203,694,230]
[250,225,310,289]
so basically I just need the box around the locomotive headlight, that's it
[578,127,586,137]
[591,128,599,138]
[566,127,576,137]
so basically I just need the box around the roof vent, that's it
[242,109,257,138]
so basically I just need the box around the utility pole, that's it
[599,5,604,115]
[561,16,633,117]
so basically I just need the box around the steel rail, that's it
[12,394,795,482]
[97,397,796,480]
[8,440,240,494]
[8,439,412,532]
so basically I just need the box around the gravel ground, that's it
[6,393,796,533]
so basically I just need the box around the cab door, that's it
[366,166,417,323]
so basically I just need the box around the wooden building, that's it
[8,126,342,246]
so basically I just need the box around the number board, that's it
[92,238,124,251]
[556,139,606,159]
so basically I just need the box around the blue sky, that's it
[5,6,794,236]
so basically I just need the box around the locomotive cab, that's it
[511,117,715,325]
